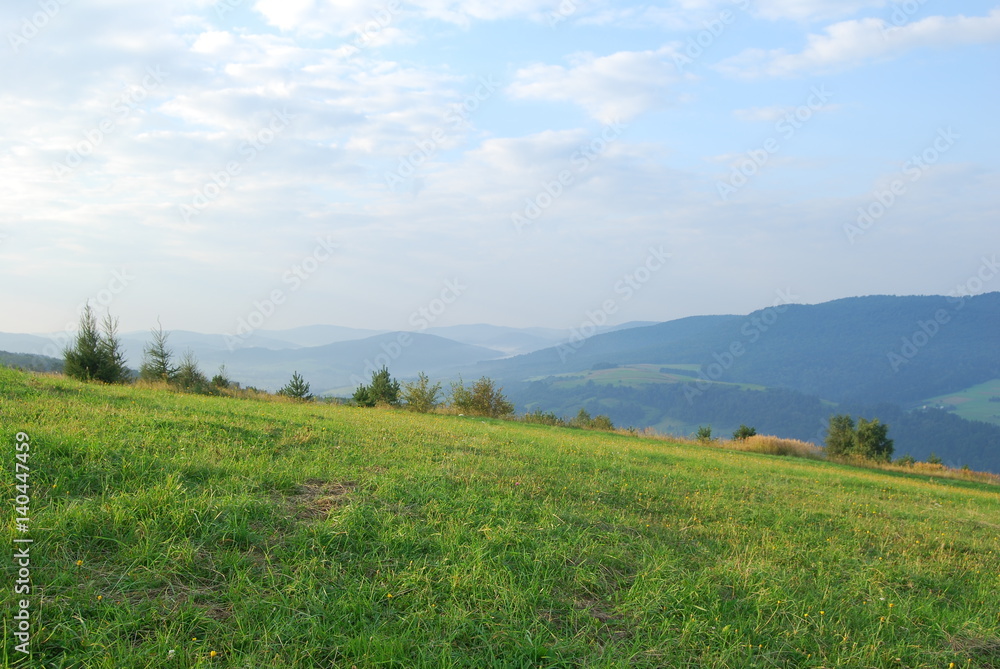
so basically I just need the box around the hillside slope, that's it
[2,368,999,667]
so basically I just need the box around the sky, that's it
[1,0,998,339]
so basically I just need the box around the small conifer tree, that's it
[279,371,313,401]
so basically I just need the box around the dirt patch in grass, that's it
[950,636,1000,666]
[575,597,622,624]
[285,479,358,520]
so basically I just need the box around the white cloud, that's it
[717,9,1000,77]
[750,0,889,22]
[508,47,681,122]
[191,30,237,54]
[732,106,792,122]
[251,0,561,36]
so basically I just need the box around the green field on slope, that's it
[921,379,1000,427]
[530,364,765,392]
[2,367,999,668]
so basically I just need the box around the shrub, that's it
[569,409,615,431]
[824,414,893,462]
[570,408,593,428]
[450,376,514,418]
[354,367,400,407]
[212,365,231,389]
[696,425,714,443]
[824,414,856,457]
[590,414,615,431]
[174,350,210,393]
[402,372,441,413]
[855,417,893,462]
[520,409,565,426]
[736,435,824,459]
[732,424,757,441]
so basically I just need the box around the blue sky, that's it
[1,0,998,339]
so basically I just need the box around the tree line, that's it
[58,308,617,426]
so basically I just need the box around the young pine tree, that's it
[139,321,177,382]
[98,313,130,383]
[63,305,104,382]
[279,371,313,401]
[174,350,209,392]
[64,305,129,383]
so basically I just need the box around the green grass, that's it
[2,367,1000,668]
[920,379,1000,426]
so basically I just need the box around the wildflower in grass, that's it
[76,560,83,566]
[210,650,218,658]
[97,595,103,601]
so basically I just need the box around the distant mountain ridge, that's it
[477,293,1000,406]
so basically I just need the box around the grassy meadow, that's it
[533,364,765,392]
[922,380,1000,427]
[2,366,1000,668]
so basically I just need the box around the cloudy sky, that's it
[2,0,998,338]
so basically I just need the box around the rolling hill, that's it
[2,367,998,667]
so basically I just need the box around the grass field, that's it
[531,364,765,392]
[2,367,1000,668]
[921,379,1000,427]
